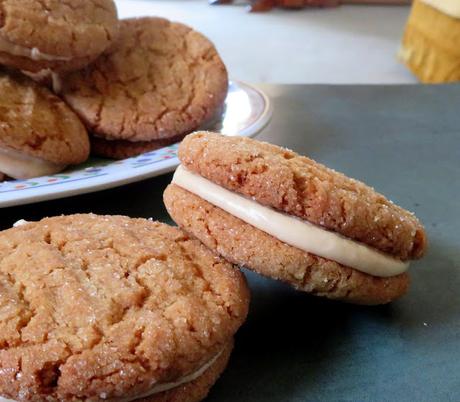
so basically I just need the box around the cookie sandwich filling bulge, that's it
[172,165,410,278]
[0,36,73,62]
[0,147,66,179]
[0,350,223,402]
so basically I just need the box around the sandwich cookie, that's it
[59,17,228,159]
[0,70,89,179]
[0,0,119,74]
[0,214,249,401]
[164,132,427,305]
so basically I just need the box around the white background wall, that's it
[116,0,417,84]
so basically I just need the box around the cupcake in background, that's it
[400,0,460,83]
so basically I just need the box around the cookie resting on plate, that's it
[0,69,89,180]
[59,17,228,159]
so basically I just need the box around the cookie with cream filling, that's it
[0,214,249,401]
[0,70,89,179]
[0,0,119,74]
[164,132,427,305]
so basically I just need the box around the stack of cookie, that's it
[0,0,228,179]
[0,133,427,402]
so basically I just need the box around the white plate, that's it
[0,81,272,208]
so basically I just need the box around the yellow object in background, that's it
[400,0,460,83]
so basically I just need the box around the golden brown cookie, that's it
[0,214,249,401]
[0,0,119,73]
[164,184,409,305]
[164,132,427,305]
[0,70,89,179]
[59,17,228,156]
[177,132,426,259]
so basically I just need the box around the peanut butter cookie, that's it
[60,18,228,158]
[0,70,89,179]
[0,214,249,401]
[164,132,428,305]
[0,0,119,73]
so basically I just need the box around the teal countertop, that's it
[2,84,459,401]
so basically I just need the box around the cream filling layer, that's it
[0,147,66,179]
[421,0,460,17]
[21,69,63,93]
[172,166,409,278]
[13,219,30,227]
[0,350,222,402]
[0,36,72,62]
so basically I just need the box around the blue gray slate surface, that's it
[1,84,459,401]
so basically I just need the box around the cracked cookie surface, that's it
[178,132,427,261]
[0,0,119,73]
[0,214,249,401]
[60,17,228,143]
[0,70,89,165]
[164,184,409,305]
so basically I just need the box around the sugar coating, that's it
[0,214,249,401]
[0,0,119,73]
[0,70,89,166]
[178,132,427,261]
[164,184,409,305]
[60,18,228,143]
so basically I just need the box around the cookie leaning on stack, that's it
[164,132,427,305]
[0,214,249,402]
[59,17,229,159]
[0,70,89,179]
